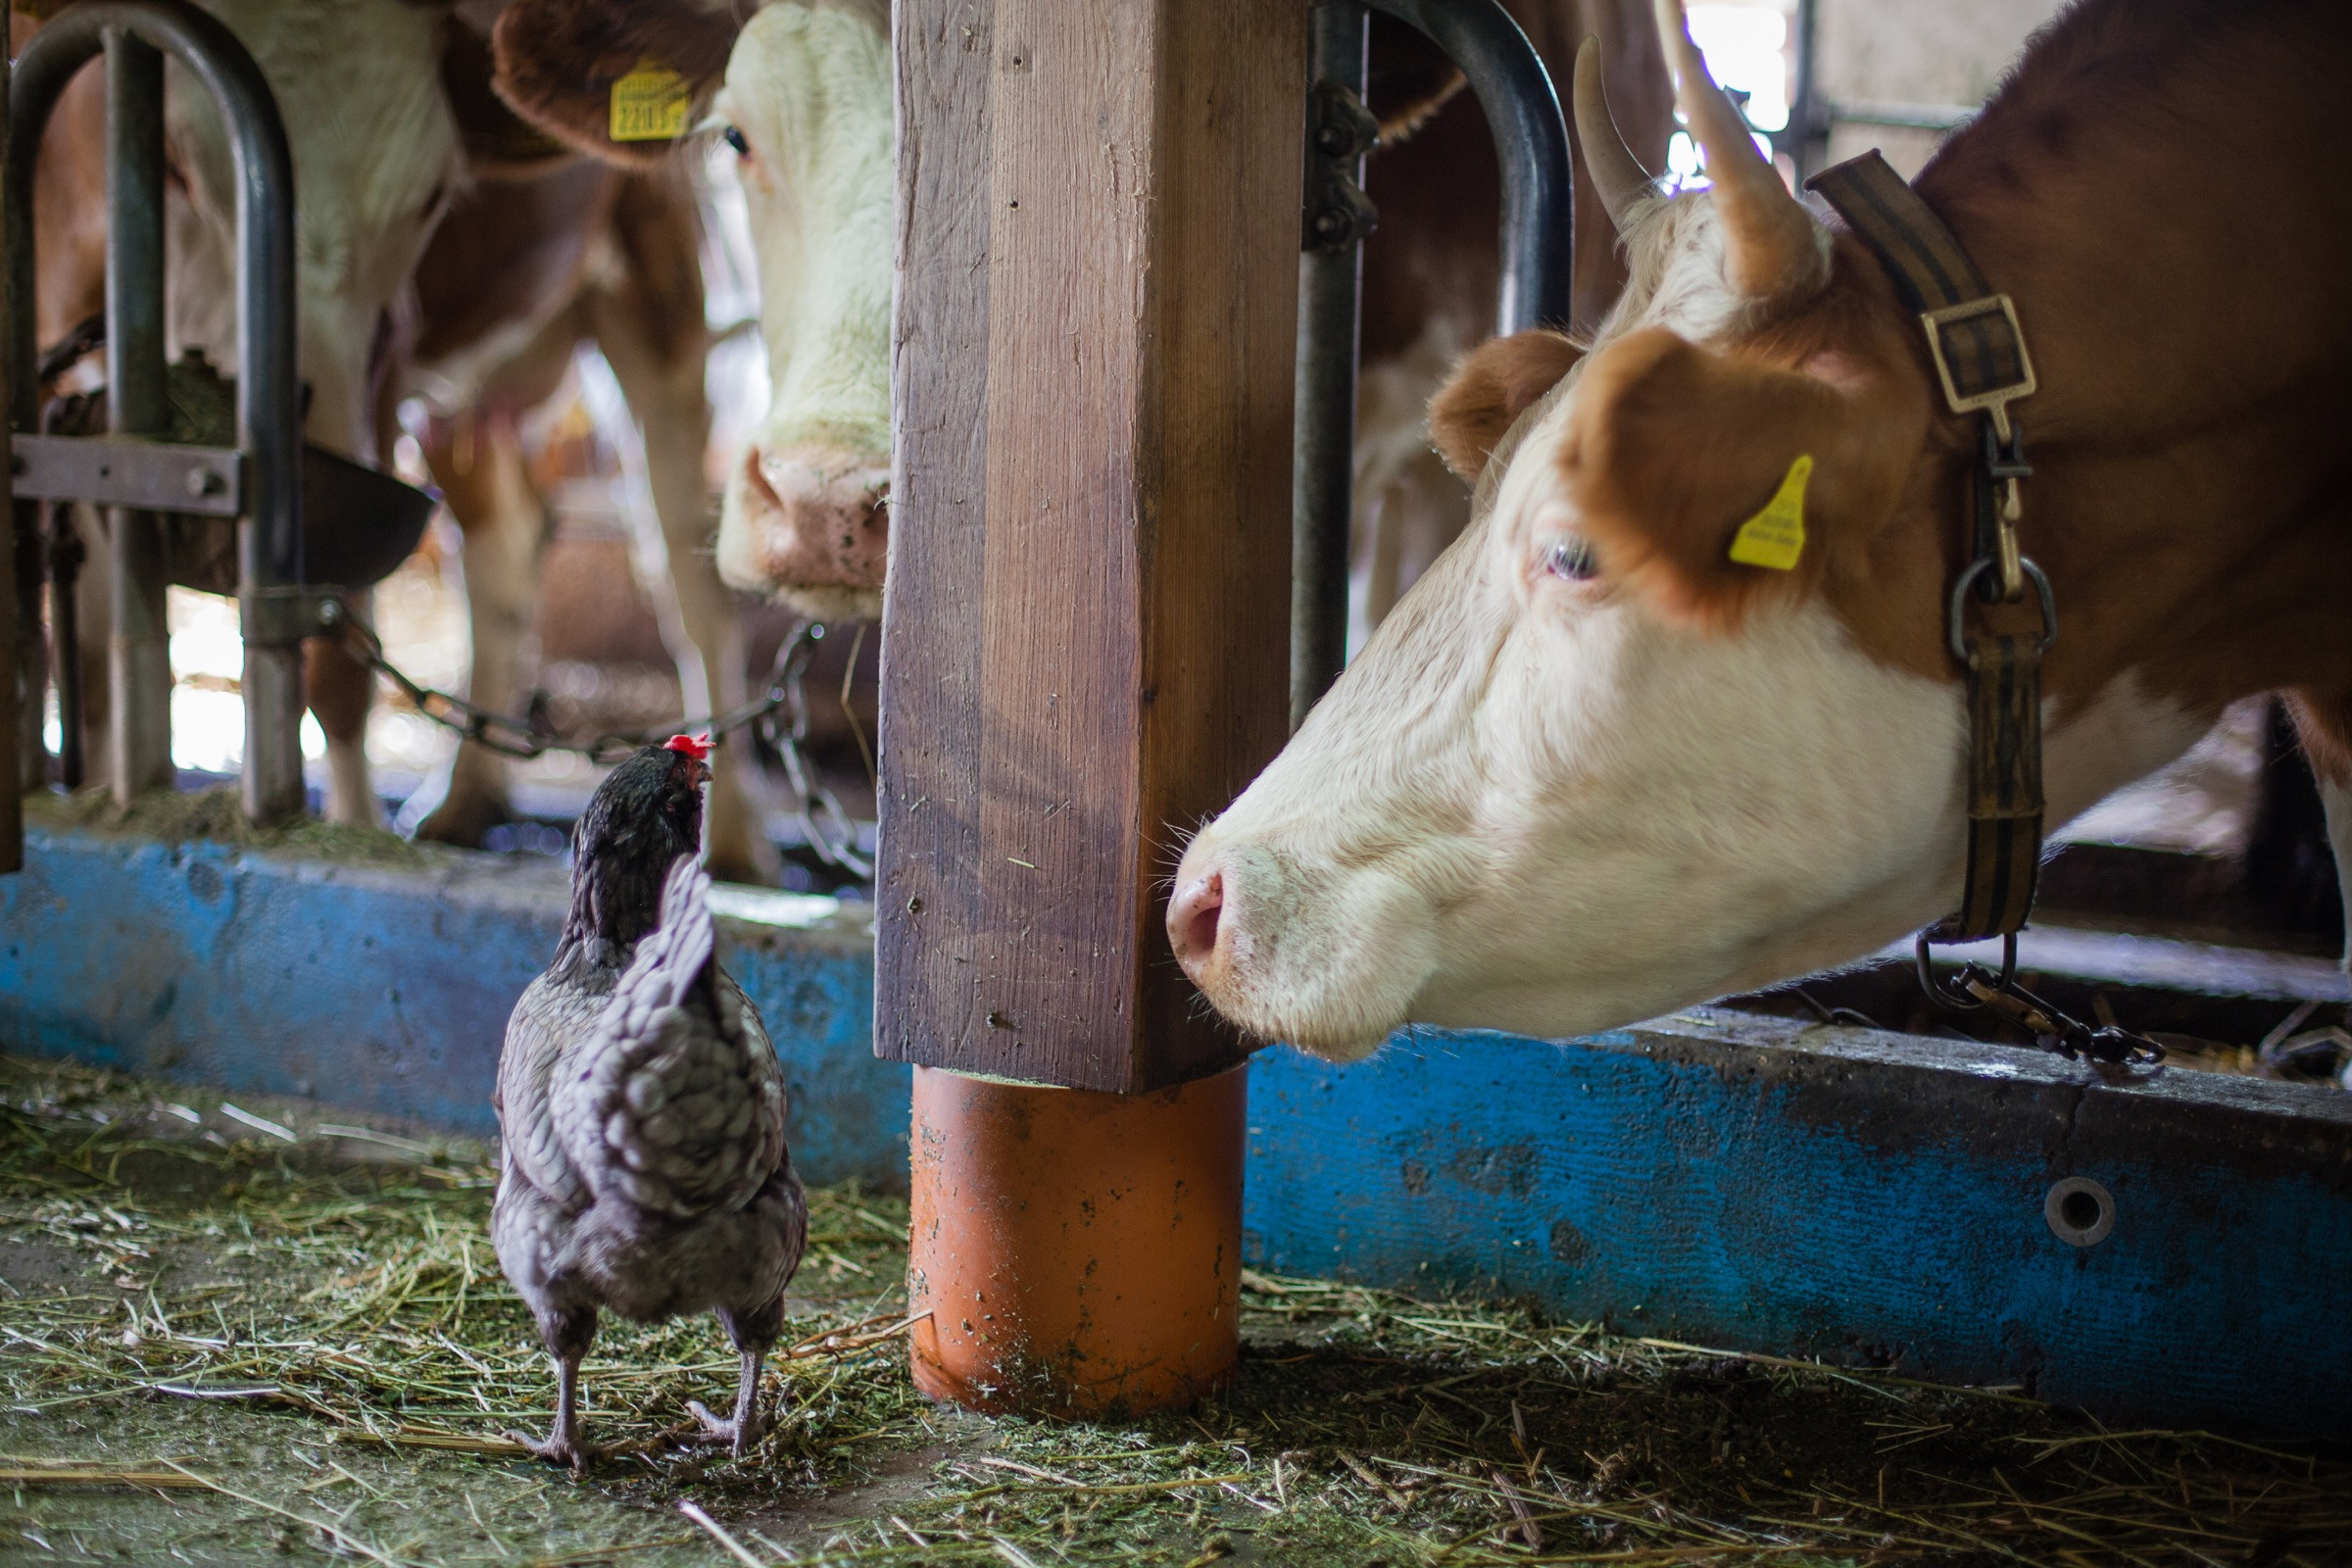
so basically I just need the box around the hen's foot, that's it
[506,1427,595,1471]
[685,1398,765,1457]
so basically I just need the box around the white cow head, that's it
[1166,9,2204,1059]
[163,0,462,462]
[493,0,894,619]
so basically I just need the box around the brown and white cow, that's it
[487,0,891,620]
[394,153,778,883]
[1168,0,2352,1057]
[28,3,770,870]
[27,0,461,823]
[486,0,1671,628]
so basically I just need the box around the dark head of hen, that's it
[563,739,711,960]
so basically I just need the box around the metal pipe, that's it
[0,44,17,873]
[106,27,172,806]
[1363,0,1575,335]
[12,495,42,792]
[1291,1,1370,731]
[1288,0,1577,726]
[1781,0,1827,185]
[47,504,84,790]
[1830,98,1976,134]
[8,1,305,821]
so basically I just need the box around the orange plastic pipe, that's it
[906,1061,1247,1416]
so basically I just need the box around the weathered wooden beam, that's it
[881,0,1304,1094]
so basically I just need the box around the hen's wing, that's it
[497,971,601,1215]
[554,858,790,1219]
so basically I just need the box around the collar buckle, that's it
[1921,294,2036,441]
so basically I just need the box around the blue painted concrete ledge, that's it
[4,825,2348,1439]
[1246,1016,2352,1441]
[0,825,906,1187]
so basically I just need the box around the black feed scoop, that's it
[300,442,436,589]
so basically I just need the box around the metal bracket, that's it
[1301,78,1379,252]
[12,433,244,515]
[239,583,346,647]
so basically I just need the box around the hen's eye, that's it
[1544,538,1597,581]
[722,125,751,158]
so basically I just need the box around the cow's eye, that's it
[1544,538,1597,581]
[722,125,752,159]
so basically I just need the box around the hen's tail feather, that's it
[551,854,788,1218]
[619,856,717,1017]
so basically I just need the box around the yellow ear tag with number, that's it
[610,58,691,143]
[1728,453,1811,571]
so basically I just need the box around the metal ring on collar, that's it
[1947,556,2057,667]
[1913,926,2019,1009]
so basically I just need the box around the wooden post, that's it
[886,0,1303,1412]
[883,0,1302,1093]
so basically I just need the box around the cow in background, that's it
[1166,0,2352,1056]
[24,2,772,876]
[392,123,777,883]
[23,0,462,823]
[481,0,1671,634]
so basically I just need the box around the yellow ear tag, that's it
[1728,453,1811,571]
[610,58,691,143]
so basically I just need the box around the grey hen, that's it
[493,736,807,1467]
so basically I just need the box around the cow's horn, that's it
[1653,0,1824,299]
[1574,37,1656,229]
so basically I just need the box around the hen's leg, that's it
[691,1302,784,1456]
[511,1306,599,1469]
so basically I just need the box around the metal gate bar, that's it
[5,0,306,824]
[108,28,172,800]
[1291,0,1575,727]
[1773,0,1975,186]
[1,52,17,873]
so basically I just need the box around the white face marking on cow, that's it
[1167,176,2209,1060]
[163,0,460,462]
[1176,400,1968,1057]
[711,0,893,615]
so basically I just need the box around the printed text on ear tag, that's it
[1728,453,1811,571]
[610,59,691,142]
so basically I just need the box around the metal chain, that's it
[1913,931,2164,1066]
[331,615,874,878]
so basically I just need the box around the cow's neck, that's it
[1901,0,2352,742]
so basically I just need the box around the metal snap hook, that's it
[2044,1176,2114,1248]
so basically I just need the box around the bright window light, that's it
[1668,3,1792,191]
[1688,5,1790,131]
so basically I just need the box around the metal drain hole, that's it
[2044,1176,2114,1248]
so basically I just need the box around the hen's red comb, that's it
[664,733,712,761]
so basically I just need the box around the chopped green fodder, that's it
[1,1053,2345,1566]
[24,784,429,867]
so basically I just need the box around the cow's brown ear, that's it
[491,0,736,171]
[1559,326,1912,631]
[1429,330,1586,483]
[444,16,575,176]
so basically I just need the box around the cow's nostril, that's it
[1170,870,1224,969]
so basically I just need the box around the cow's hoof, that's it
[706,842,780,888]
[416,794,509,849]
